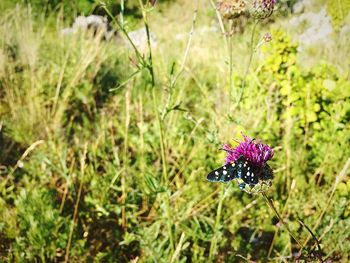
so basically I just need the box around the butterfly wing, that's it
[261,164,273,180]
[239,159,260,185]
[207,162,238,183]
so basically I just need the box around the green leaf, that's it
[323,79,336,91]
[306,110,318,123]
[327,0,350,31]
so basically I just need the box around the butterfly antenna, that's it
[232,138,240,144]
[219,148,234,153]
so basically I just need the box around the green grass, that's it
[0,1,350,262]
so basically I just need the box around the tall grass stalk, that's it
[301,158,350,251]
[139,0,155,86]
[169,1,198,89]
[64,144,87,263]
[139,0,175,253]
[209,185,228,261]
[121,87,131,229]
[153,88,175,253]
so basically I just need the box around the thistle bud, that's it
[217,0,246,20]
[263,32,272,42]
[251,0,276,20]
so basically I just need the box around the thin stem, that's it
[64,144,87,263]
[268,180,296,257]
[120,0,124,25]
[102,5,143,61]
[7,140,44,179]
[233,20,258,110]
[297,218,323,260]
[138,0,174,254]
[209,0,232,109]
[152,90,168,183]
[153,89,175,253]
[262,192,303,248]
[52,49,70,116]
[138,93,145,176]
[209,185,227,261]
[301,158,350,251]
[170,1,198,89]
[228,20,234,107]
[139,0,155,86]
[109,69,141,92]
[121,88,131,229]
[163,0,198,123]
[209,0,228,52]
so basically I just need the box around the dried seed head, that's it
[251,0,276,20]
[217,0,246,20]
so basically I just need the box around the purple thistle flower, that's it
[223,133,274,167]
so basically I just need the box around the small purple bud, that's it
[263,32,273,42]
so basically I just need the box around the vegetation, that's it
[0,0,349,262]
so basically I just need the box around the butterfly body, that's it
[207,156,273,193]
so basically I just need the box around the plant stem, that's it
[153,89,175,253]
[262,192,303,248]
[121,87,131,229]
[209,0,228,52]
[64,144,87,263]
[170,1,198,89]
[120,0,124,25]
[233,20,258,110]
[209,185,226,261]
[228,20,234,108]
[139,0,155,86]
[102,4,143,61]
[301,158,350,252]
[139,0,174,253]
[268,180,296,257]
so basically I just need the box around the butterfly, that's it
[207,155,273,192]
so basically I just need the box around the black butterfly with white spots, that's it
[207,156,273,191]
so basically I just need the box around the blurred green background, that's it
[0,0,349,262]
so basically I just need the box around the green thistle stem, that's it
[233,20,258,109]
[262,192,303,248]
[229,20,234,107]
[139,0,174,254]
[209,184,229,261]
